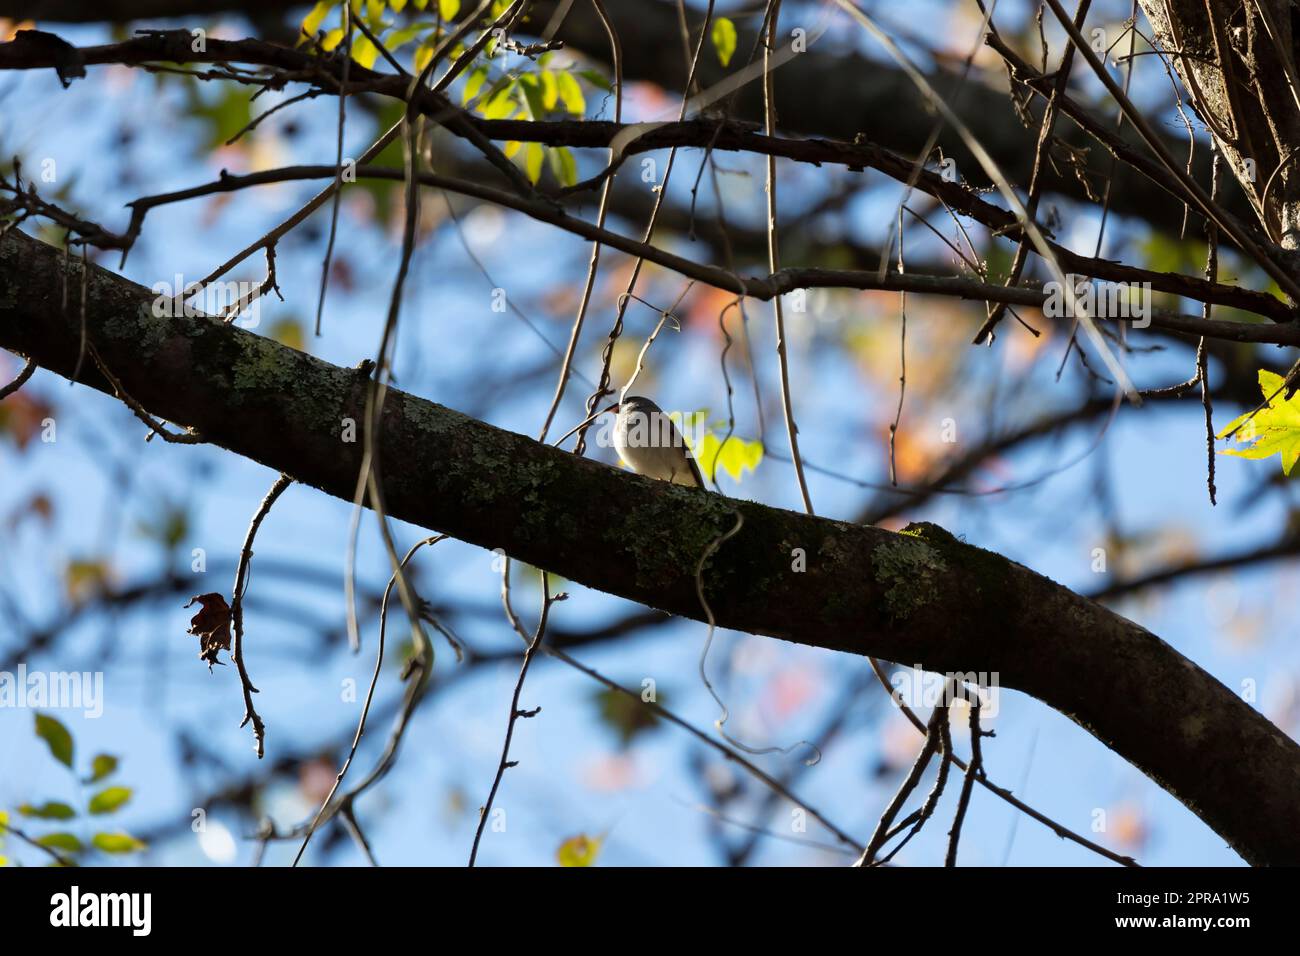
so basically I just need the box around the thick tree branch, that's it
[2,226,1298,864]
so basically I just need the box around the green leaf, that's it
[519,73,547,120]
[34,713,74,769]
[555,71,585,115]
[38,832,84,852]
[593,686,661,746]
[135,505,188,549]
[548,146,578,187]
[556,833,603,867]
[524,142,545,185]
[576,68,611,92]
[1217,369,1300,475]
[439,0,460,18]
[88,786,133,815]
[391,0,407,11]
[186,85,254,150]
[92,832,147,854]
[18,801,77,820]
[711,17,737,68]
[87,753,119,783]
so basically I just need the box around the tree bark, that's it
[1138,0,1300,250]
[2,227,1298,864]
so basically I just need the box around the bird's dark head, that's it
[616,395,661,415]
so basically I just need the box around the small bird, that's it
[606,395,705,488]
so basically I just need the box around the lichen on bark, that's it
[872,532,949,620]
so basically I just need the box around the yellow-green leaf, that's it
[321,27,346,51]
[556,70,585,115]
[556,833,603,867]
[35,713,74,768]
[670,411,763,483]
[299,0,339,44]
[38,832,84,852]
[540,70,559,110]
[711,17,737,67]
[461,65,488,105]
[92,832,147,854]
[65,558,109,603]
[482,80,518,119]
[414,40,435,74]
[87,753,119,783]
[1217,369,1300,475]
[439,0,461,18]
[713,434,764,481]
[269,318,305,352]
[351,34,380,69]
[384,23,427,52]
[524,142,545,184]
[88,786,132,815]
[503,139,523,159]
[18,801,76,820]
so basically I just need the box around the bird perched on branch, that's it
[606,395,705,488]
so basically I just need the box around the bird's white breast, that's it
[614,409,698,485]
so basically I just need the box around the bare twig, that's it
[499,559,861,853]
[974,0,1093,344]
[229,472,293,759]
[945,689,988,866]
[535,0,623,444]
[313,0,351,335]
[764,0,814,513]
[857,699,950,866]
[294,535,448,865]
[86,342,204,443]
[470,570,559,866]
[574,0,715,455]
